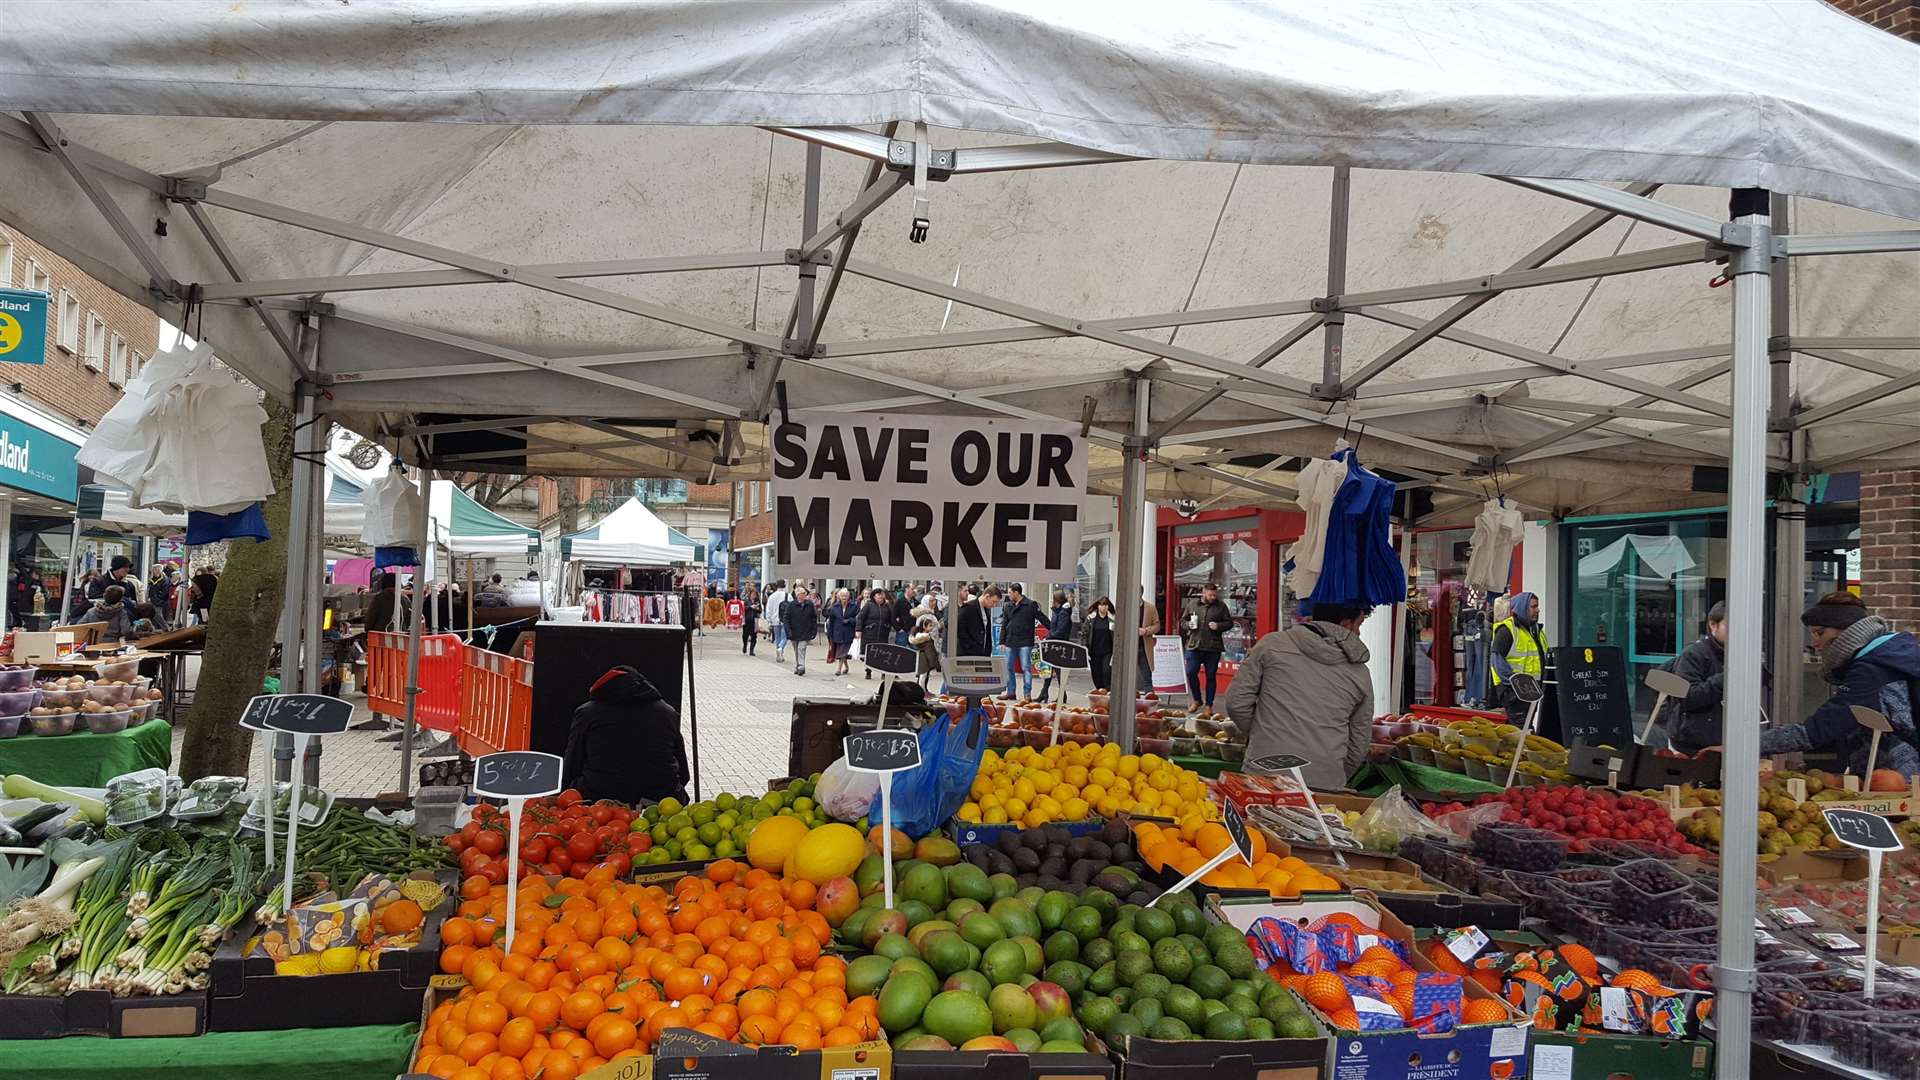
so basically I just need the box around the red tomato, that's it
[566,832,597,862]
[549,850,573,874]
[626,833,653,855]
[521,837,550,864]
[474,829,508,856]
[556,788,583,808]
[477,860,507,885]
[604,851,632,878]
[590,804,615,825]
[445,834,469,854]
[568,860,591,879]
[460,822,481,844]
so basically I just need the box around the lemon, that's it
[1117,757,1141,779]
[319,946,361,974]
[959,802,981,822]
[276,954,322,977]
[1063,797,1090,820]
[984,806,1009,824]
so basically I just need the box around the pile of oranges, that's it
[1133,821,1340,898]
[413,859,880,1080]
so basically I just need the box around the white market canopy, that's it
[560,497,695,567]
[0,0,1912,527]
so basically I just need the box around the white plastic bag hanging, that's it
[362,468,424,548]
[78,339,273,514]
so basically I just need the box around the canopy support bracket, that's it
[22,112,182,302]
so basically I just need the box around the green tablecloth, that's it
[5,1022,416,1080]
[0,720,171,787]
[1171,753,1229,779]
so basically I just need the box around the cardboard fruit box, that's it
[0,987,207,1039]
[407,986,893,1080]
[1208,893,1533,1080]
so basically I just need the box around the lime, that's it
[690,804,716,825]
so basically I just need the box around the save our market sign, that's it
[772,412,1086,577]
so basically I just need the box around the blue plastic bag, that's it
[873,705,988,838]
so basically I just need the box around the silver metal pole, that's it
[1768,193,1803,728]
[279,390,315,690]
[301,413,325,696]
[398,467,431,798]
[1319,166,1350,397]
[1715,189,1772,1080]
[1110,376,1150,752]
[57,518,81,626]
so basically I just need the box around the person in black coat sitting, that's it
[857,589,895,679]
[562,665,689,805]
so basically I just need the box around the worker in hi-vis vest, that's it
[1490,591,1546,726]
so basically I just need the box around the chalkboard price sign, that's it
[1221,799,1254,863]
[1036,639,1089,670]
[844,730,922,773]
[472,751,564,799]
[1824,808,1903,852]
[1551,645,1630,749]
[861,642,919,677]
[1250,754,1309,773]
[241,693,354,735]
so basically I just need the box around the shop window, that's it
[108,335,128,387]
[0,232,12,286]
[27,260,49,296]
[732,484,743,518]
[1567,515,1724,715]
[56,290,78,352]
[84,313,105,371]
[763,482,771,513]
[131,350,145,377]
[1170,517,1260,665]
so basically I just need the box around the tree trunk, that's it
[177,397,295,781]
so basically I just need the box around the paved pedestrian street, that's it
[167,630,876,799]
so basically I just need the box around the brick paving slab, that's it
[165,629,876,800]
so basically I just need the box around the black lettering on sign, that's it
[863,642,918,677]
[897,428,930,483]
[811,426,851,481]
[852,427,893,483]
[1222,799,1254,863]
[837,502,882,564]
[952,431,989,485]
[889,501,936,567]
[995,431,1033,486]
[1823,808,1903,852]
[1250,754,1310,773]
[844,730,923,773]
[1037,639,1089,670]
[1039,434,1073,488]
[771,424,808,479]
[940,503,987,567]
[242,693,354,735]
[991,505,1030,569]
[472,751,564,800]
[1032,504,1078,568]
[1551,646,1630,748]
[776,496,829,565]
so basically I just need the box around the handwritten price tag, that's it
[472,751,564,800]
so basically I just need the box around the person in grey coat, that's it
[1225,602,1373,790]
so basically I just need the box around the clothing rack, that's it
[580,588,691,627]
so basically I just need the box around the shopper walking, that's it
[908,606,942,689]
[1490,591,1546,726]
[783,585,818,675]
[1761,591,1920,776]
[739,584,762,655]
[1084,597,1115,690]
[1133,588,1162,692]
[1000,584,1049,700]
[826,588,858,676]
[957,586,1001,657]
[858,588,894,678]
[765,580,789,661]
[893,586,918,646]
[1226,602,1374,790]
[1181,583,1234,709]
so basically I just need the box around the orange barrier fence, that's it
[367,631,510,740]
[458,647,534,757]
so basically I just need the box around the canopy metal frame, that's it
[8,112,1920,1080]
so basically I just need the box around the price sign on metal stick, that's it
[1825,807,1905,998]
[1853,706,1893,781]
[1250,754,1345,868]
[473,751,564,955]
[845,730,922,908]
[239,707,277,872]
[256,695,354,906]
[1152,798,1252,906]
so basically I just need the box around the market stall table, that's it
[0,718,170,787]
[0,1022,418,1080]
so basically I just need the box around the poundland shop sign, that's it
[0,412,77,502]
[0,288,48,366]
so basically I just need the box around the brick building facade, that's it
[0,226,158,429]
[1829,0,1919,40]
[1861,469,1920,629]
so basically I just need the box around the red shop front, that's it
[1155,507,1307,696]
